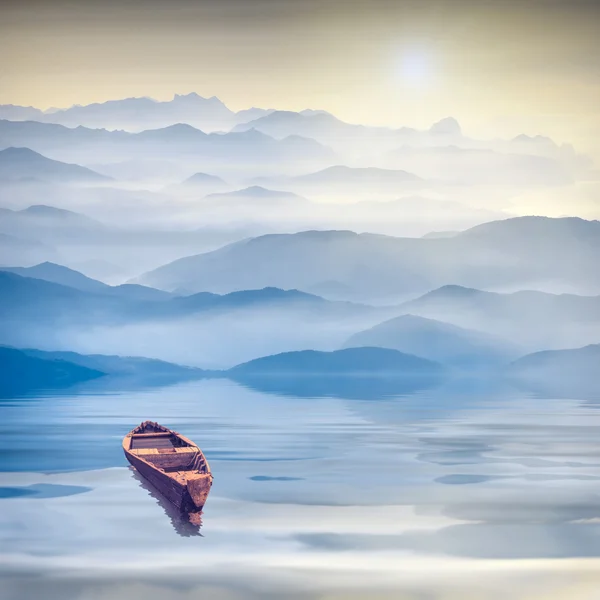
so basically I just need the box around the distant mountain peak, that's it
[299,109,331,117]
[158,122,202,133]
[173,92,201,99]
[272,229,360,240]
[32,261,72,270]
[12,204,105,229]
[205,185,301,200]
[183,172,226,185]
[0,146,39,157]
[430,117,462,136]
[512,133,555,144]
[240,185,287,196]
[417,284,484,301]
[172,92,225,105]
[22,204,81,217]
[239,229,360,249]
[225,286,322,302]
[294,164,421,183]
[436,284,480,294]
[234,127,271,140]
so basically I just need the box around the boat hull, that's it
[123,422,213,512]
[125,450,188,510]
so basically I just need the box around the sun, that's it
[399,49,433,88]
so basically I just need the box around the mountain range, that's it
[0,120,335,174]
[0,262,173,300]
[0,93,589,188]
[231,110,462,151]
[0,270,349,321]
[0,93,270,132]
[19,347,207,383]
[11,270,383,324]
[398,284,600,349]
[8,262,471,370]
[231,110,585,170]
[5,334,598,400]
[0,91,597,404]
[133,216,600,301]
[0,346,208,396]
[0,96,572,166]
[1,343,448,400]
[2,262,598,390]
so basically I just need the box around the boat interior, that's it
[130,432,190,450]
[127,422,209,474]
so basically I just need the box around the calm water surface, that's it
[1,378,600,599]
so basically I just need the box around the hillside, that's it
[227,347,444,398]
[508,344,600,380]
[0,262,173,299]
[398,285,600,349]
[18,348,208,384]
[343,314,515,367]
[0,346,105,397]
[1,262,110,293]
[182,171,228,189]
[0,147,109,183]
[507,344,600,395]
[0,273,385,366]
[0,205,107,246]
[400,285,600,324]
[229,347,442,376]
[0,272,364,322]
[0,272,136,340]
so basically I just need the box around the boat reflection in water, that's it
[130,467,204,536]
[123,421,213,537]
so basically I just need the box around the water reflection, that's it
[2,378,600,599]
[231,373,443,399]
[295,521,600,559]
[0,483,91,499]
[130,468,204,537]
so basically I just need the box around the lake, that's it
[1,377,600,599]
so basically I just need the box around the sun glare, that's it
[399,50,433,88]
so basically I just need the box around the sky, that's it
[1,0,599,154]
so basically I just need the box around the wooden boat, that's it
[123,421,213,512]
